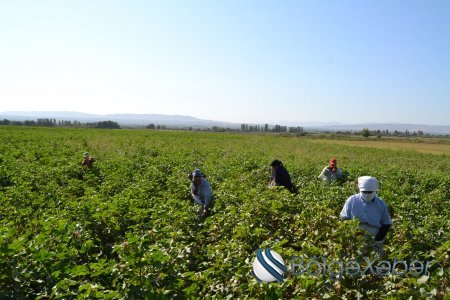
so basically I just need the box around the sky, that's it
[1,1,449,125]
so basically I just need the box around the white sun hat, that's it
[358,176,379,191]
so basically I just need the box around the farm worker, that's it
[318,157,343,182]
[190,169,213,218]
[81,152,96,168]
[340,176,392,256]
[269,160,296,193]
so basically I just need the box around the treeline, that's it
[0,119,120,129]
[145,124,237,132]
[145,124,167,130]
[2,119,446,137]
[240,123,305,134]
[352,128,440,137]
[144,123,306,134]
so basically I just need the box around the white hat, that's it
[192,169,204,178]
[358,176,379,191]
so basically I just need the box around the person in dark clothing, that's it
[81,152,96,168]
[269,160,296,193]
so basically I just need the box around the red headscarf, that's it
[329,158,337,170]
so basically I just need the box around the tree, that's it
[146,124,155,129]
[361,128,370,137]
[96,120,121,129]
[289,126,303,133]
[24,120,36,126]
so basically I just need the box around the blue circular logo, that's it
[252,248,287,282]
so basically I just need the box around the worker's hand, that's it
[373,240,384,257]
[199,207,208,219]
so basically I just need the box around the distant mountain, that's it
[0,111,202,121]
[1,111,99,118]
[277,121,343,127]
[0,111,449,134]
[0,111,240,128]
[107,114,200,121]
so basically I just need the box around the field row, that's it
[0,127,448,298]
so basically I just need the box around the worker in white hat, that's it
[340,176,392,256]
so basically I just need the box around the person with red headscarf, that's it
[318,158,342,182]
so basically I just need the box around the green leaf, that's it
[70,265,89,277]
[417,275,429,284]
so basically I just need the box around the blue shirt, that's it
[191,178,213,208]
[340,194,392,228]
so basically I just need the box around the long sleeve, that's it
[274,166,294,191]
[202,180,213,208]
[318,167,328,179]
[380,205,392,225]
[190,185,196,198]
[375,224,391,241]
[375,205,392,240]
[340,197,352,220]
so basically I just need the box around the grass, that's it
[308,137,450,156]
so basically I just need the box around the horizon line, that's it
[0,110,449,127]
